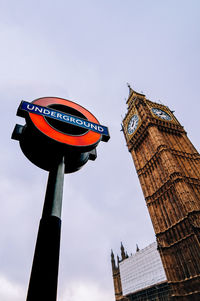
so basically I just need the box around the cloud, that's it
[59,280,114,301]
[0,274,25,301]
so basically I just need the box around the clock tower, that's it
[122,86,200,300]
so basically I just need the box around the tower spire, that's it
[117,254,119,266]
[121,242,126,260]
[126,84,145,109]
[127,82,134,96]
[111,249,116,270]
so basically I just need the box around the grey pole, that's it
[26,155,65,301]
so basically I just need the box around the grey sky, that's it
[0,1,200,300]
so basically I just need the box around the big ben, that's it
[122,86,200,300]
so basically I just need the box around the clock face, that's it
[127,115,139,135]
[151,108,172,121]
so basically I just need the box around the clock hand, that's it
[131,120,135,127]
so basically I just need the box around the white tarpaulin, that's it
[119,242,167,296]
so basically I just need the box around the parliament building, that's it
[111,242,170,300]
[111,88,200,300]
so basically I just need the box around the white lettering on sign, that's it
[83,121,90,128]
[98,126,104,132]
[57,113,63,119]
[91,124,97,131]
[76,120,83,125]
[70,117,75,123]
[63,115,69,121]
[21,101,109,138]
[35,107,43,113]
[43,109,50,115]
[51,111,56,117]
[27,104,35,111]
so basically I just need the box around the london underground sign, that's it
[17,97,109,147]
[19,101,109,139]
[13,96,110,173]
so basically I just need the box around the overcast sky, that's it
[0,1,200,300]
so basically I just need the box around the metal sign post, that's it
[12,97,110,300]
[26,156,65,301]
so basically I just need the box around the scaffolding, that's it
[127,282,170,301]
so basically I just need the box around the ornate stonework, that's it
[122,89,200,300]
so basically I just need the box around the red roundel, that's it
[29,97,101,148]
